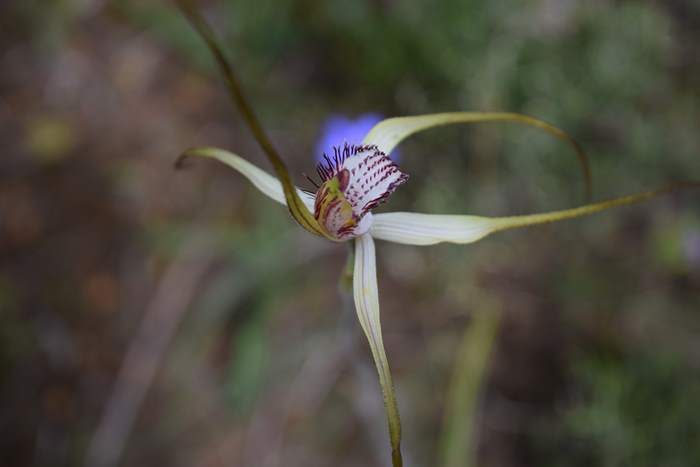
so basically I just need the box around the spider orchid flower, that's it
[173,3,696,466]
[178,114,694,467]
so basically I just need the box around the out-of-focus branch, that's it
[84,236,217,467]
[439,301,501,467]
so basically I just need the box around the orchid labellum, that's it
[174,2,696,466]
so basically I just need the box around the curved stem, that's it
[364,111,593,201]
[174,0,330,239]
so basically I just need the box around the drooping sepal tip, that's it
[363,112,593,202]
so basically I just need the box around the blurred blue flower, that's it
[315,113,400,162]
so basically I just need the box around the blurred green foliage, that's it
[541,351,700,467]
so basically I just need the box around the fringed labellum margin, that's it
[313,144,409,241]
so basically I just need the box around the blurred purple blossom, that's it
[315,113,400,163]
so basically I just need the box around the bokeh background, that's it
[2,1,700,466]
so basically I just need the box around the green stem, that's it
[339,243,355,294]
[173,0,330,239]
[439,304,501,467]
[489,181,700,234]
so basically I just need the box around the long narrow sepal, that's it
[174,0,330,239]
[353,234,403,467]
[363,112,592,200]
[175,147,314,210]
[370,182,699,246]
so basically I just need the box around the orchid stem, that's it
[339,243,355,293]
[173,0,328,238]
[174,0,277,163]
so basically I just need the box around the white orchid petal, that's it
[298,191,315,211]
[353,234,403,466]
[371,183,699,246]
[179,147,314,211]
[370,212,498,246]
